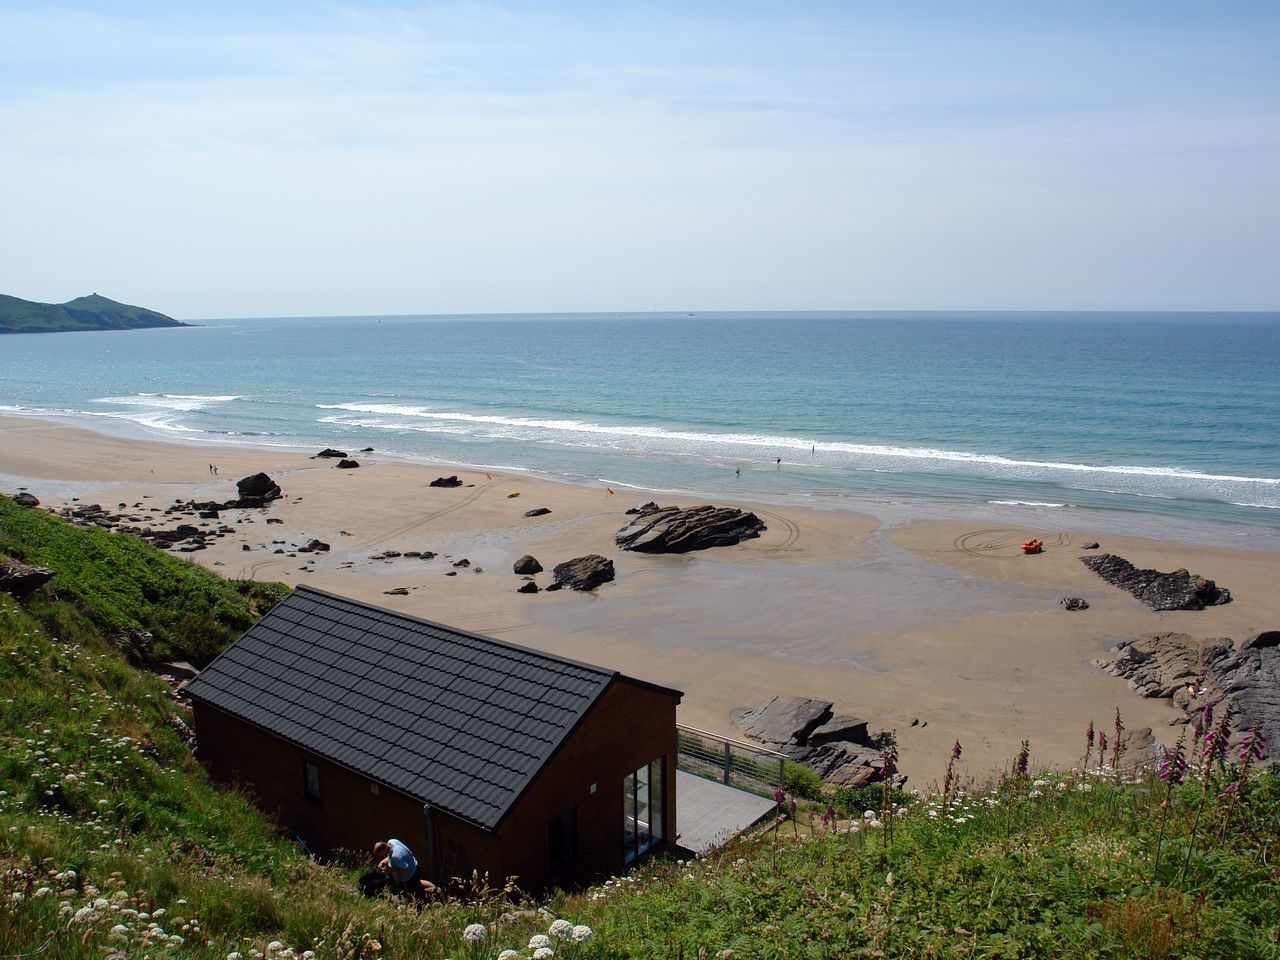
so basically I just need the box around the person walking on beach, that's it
[373,839,435,897]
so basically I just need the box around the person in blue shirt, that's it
[373,838,436,897]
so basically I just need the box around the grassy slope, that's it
[1,495,1278,959]
[0,292,186,333]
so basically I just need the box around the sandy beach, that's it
[4,413,1278,787]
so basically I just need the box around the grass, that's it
[2,495,1278,958]
[0,495,288,662]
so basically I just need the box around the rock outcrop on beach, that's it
[513,554,542,575]
[1080,554,1231,610]
[615,503,766,553]
[546,554,614,591]
[314,448,347,459]
[11,492,39,508]
[235,473,283,507]
[430,476,463,488]
[731,696,897,788]
[0,557,55,599]
[1095,630,1280,760]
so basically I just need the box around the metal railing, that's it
[676,723,788,797]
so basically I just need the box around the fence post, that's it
[723,742,732,785]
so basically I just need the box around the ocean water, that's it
[2,311,1279,548]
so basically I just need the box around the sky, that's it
[1,2,1278,319]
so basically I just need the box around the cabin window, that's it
[304,761,321,802]
[547,808,577,866]
[623,757,664,863]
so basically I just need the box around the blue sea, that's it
[3,311,1279,548]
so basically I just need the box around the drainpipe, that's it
[422,803,437,886]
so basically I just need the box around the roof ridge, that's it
[291,584,618,679]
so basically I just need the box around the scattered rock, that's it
[513,554,543,575]
[430,476,462,488]
[315,448,348,459]
[1081,542,1100,550]
[524,507,552,517]
[1080,554,1231,611]
[547,554,615,591]
[615,503,766,553]
[11,492,40,508]
[517,581,539,594]
[452,558,470,568]
[1060,597,1090,611]
[383,587,410,596]
[336,459,360,469]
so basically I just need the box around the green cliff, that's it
[0,292,189,333]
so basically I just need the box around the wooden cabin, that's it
[183,585,681,893]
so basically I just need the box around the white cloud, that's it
[1,2,1277,315]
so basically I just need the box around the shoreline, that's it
[4,413,1279,787]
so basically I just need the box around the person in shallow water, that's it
[373,838,436,896]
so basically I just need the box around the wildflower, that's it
[533,949,555,960]
[1240,725,1267,764]
[463,924,488,943]
[821,803,837,829]
[571,925,593,943]
[498,952,521,960]
[1159,737,1187,786]
[529,934,552,950]
[548,918,573,940]
[1014,739,1030,777]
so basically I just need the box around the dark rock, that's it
[1082,542,1100,550]
[808,714,873,747]
[513,554,543,575]
[383,587,410,596]
[430,475,463,488]
[1060,596,1090,611]
[266,517,284,524]
[1080,554,1231,610]
[198,510,219,520]
[109,628,152,665]
[517,581,539,594]
[452,558,470,568]
[732,696,833,753]
[235,472,282,506]
[444,571,457,577]
[615,503,766,553]
[731,696,896,785]
[336,459,360,469]
[11,492,40,508]
[524,507,552,517]
[241,544,251,551]
[0,558,55,599]
[550,554,615,591]
[361,447,374,452]
[1095,630,1280,760]
[315,448,348,459]
[804,742,883,786]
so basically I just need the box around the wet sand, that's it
[4,414,1278,787]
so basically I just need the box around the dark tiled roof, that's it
[184,586,651,830]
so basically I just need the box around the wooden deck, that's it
[674,770,777,855]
